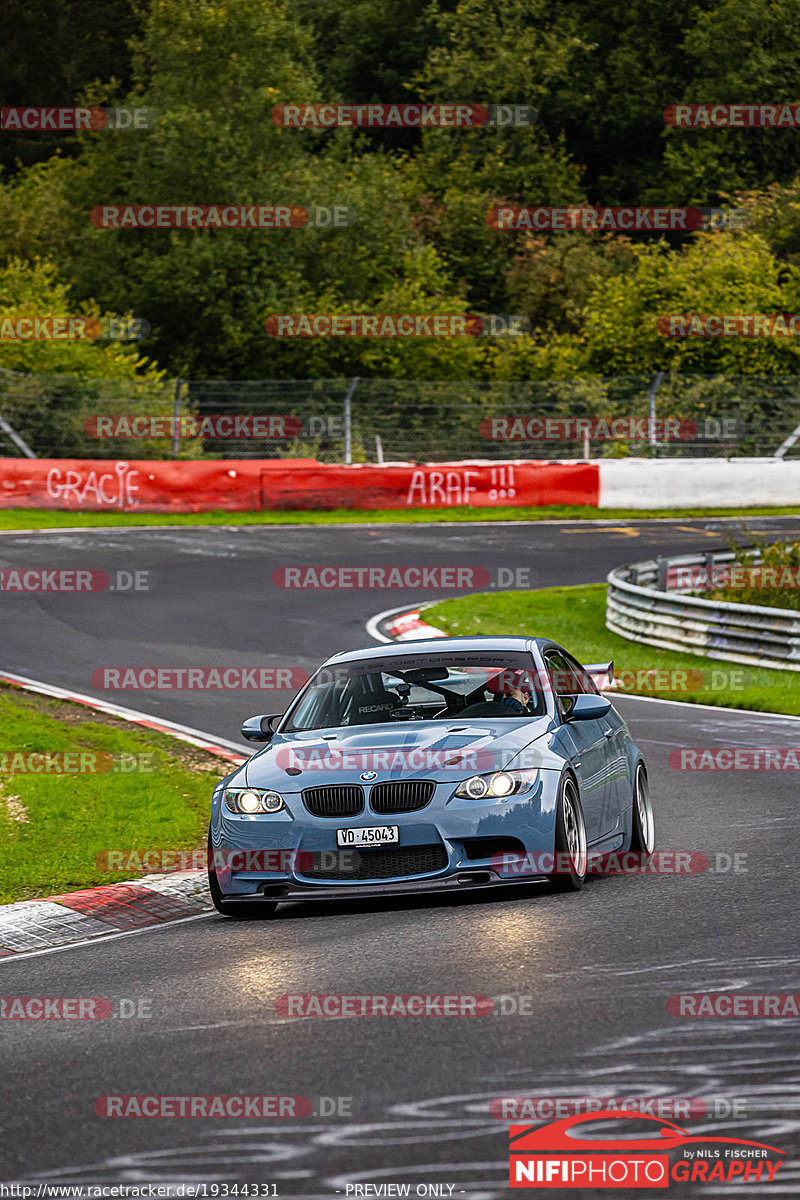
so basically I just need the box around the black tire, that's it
[207,832,278,918]
[628,761,655,857]
[548,774,588,892]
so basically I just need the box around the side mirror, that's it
[240,713,283,743]
[565,693,612,721]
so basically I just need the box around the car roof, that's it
[323,635,553,665]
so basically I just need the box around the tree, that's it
[0,0,141,174]
[492,229,800,379]
[0,258,176,458]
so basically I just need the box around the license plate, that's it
[336,825,399,847]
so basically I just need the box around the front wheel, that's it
[549,774,588,892]
[629,762,655,857]
[207,831,278,918]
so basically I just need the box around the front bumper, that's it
[210,772,560,897]
[219,867,550,904]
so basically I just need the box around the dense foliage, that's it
[3,0,800,382]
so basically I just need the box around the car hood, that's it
[242,716,555,789]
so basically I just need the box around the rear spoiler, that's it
[584,661,614,685]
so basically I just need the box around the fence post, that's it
[775,414,800,458]
[0,415,36,458]
[172,378,183,459]
[648,371,664,457]
[656,556,667,590]
[343,376,358,465]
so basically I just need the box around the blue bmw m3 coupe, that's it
[207,636,654,915]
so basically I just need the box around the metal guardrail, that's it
[606,549,800,671]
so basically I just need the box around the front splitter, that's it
[222,870,549,904]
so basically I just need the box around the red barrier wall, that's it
[0,458,600,512]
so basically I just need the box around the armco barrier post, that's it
[656,557,667,590]
[343,376,358,465]
[648,371,664,457]
[172,379,183,459]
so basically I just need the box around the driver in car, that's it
[493,670,533,714]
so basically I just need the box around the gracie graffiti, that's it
[46,461,140,509]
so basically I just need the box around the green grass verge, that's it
[0,505,799,531]
[0,683,231,904]
[426,584,800,716]
[702,537,800,611]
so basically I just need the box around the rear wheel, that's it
[629,762,655,857]
[549,774,588,892]
[207,832,278,918]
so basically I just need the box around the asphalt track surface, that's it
[1,516,799,1197]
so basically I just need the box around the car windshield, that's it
[283,650,548,731]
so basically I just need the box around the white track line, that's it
[0,912,215,964]
[365,602,440,644]
[610,691,800,720]
[0,669,247,960]
[0,668,248,758]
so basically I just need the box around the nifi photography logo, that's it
[508,1112,785,1188]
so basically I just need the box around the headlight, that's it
[224,788,285,814]
[454,769,539,800]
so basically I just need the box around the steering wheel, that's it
[390,706,424,720]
